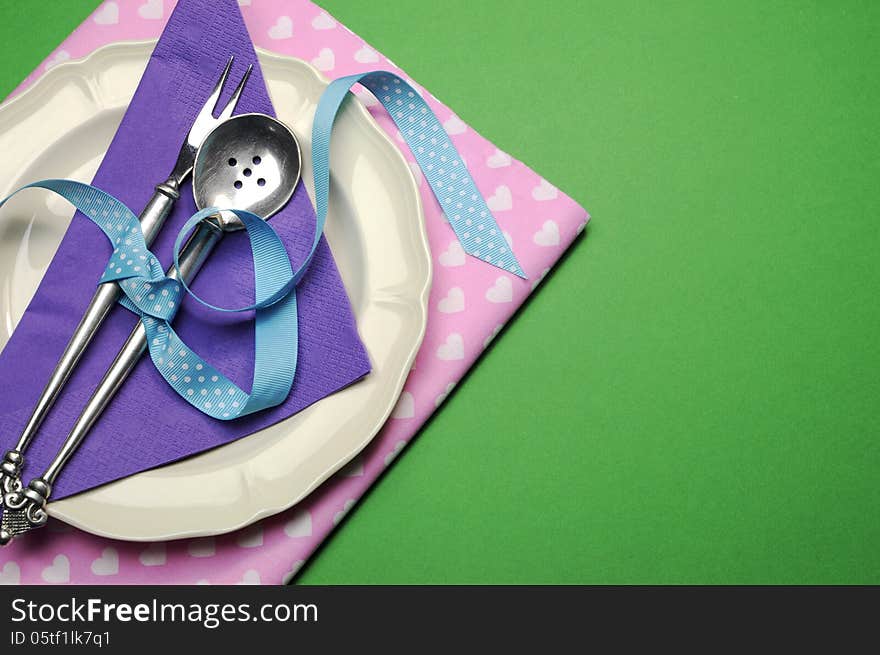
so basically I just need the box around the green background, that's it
[1,1,878,583]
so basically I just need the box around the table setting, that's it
[0,0,588,585]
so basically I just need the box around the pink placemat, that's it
[0,0,589,585]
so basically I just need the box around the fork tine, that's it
[199,55,234,120]
[218,64,253,122]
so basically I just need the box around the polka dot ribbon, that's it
[0,70,526,422]
[313,71,527,279]
[0,180,302,421]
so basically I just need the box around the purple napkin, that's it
[0,0,370,499]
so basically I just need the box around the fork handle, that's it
[0,215,223,544]
[40,219,224,485]
[9,181,181,457]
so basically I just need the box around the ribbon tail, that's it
[319,72,528,279]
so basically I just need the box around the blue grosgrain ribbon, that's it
[314,71,526,278]
[0,180,301,420]
[0,70,525,421]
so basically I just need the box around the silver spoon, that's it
[0,56,251,503]
[0,113,301,543]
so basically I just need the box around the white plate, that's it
[0,41,431,541]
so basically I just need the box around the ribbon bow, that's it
[0,70,526,421]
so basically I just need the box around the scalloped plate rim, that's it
[0,40,431,540]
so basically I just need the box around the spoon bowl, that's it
[193,112,301,229]
[0,113,302,546]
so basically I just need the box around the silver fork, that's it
[0,56,252,508]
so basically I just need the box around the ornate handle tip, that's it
[1,478,51,544]
[0,450,24,505]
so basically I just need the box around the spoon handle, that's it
[45,220,225,485]
[0,184,179,494]
[2,220,225,536]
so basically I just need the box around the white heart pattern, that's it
[236,526,263,548]
[487,185,513,212]
[93,2,119,25]
[443,115,467,135]
[532,220,560,247]
[187,537,215,558]
[333,499,356,526]
[284,509,312,538]
[311,10,336,29]
[20,3,587,583]
[268,15,294,40]
[532,178,558,201]
[91,547,119,576]
[282,560,305,584]
[439,241,466,267]
[42,555,70,584]
[238,0,251,5]
[237,569,261,585]
[0,561,20,585]
[354,45,379,63]
[139,543,166,566]
[391,391,415,419]
[138,0,163,20]
[437,333,465,361]
[434,382,456,407]
[485,276,513,303]
[384,440,406,466]
[311,47,335,72]
[438,287,465,313]
[487,149,512,168]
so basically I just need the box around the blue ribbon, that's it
[314,71,526,278]
[0,70,526,421]
[0,179,303,420]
